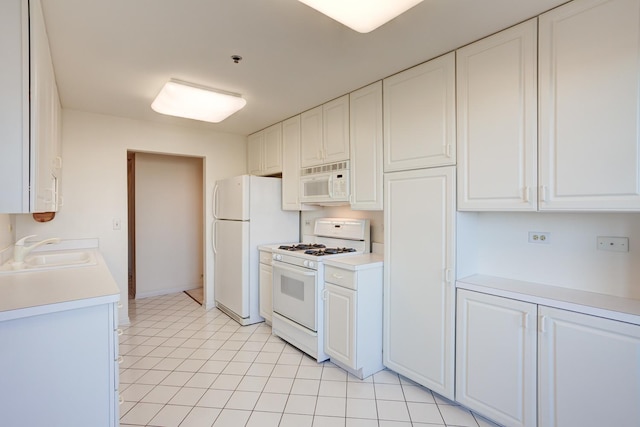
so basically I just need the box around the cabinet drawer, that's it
[259,251,272,265]
[324,266,356,289]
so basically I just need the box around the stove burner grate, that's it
[303,247,357,256]
[278,243,326,251]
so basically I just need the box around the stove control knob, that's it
[303,260,309,267]
[308,261,315,268]
[273,254,282,261]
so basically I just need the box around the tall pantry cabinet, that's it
[0,0,62,214]
[383,52,456,399]
[383,167,456,399]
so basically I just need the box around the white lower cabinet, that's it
[455,286,640,427]
[0,302,119,426]
[323,260,384,379]
[456,290,537,427]
[383,166,456,399]
[538,306,640,427]
[259,250,273,324]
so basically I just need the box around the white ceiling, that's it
[41,0,568,136]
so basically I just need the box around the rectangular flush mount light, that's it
[298,0,424,33]
[151,79,247,123]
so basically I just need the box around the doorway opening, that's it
[127,151,204,304]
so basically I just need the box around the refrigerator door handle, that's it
[212,184,220,219]
[212,220,218,254]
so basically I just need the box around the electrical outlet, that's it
[528,231,550,244]
[597,236,629,252]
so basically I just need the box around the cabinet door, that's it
[456,290,537,427]
[247,131,264,175]
[539,0,640,211]
[30,0,58,213]
[538,306,640,427]
[0,0,30,213]
[263,122,282,175]
[259,262,273,323]
[281,115,319,211]
[457,19,537,211]
[300,105,324,168]
[324,283,356,369]
[383,53,456,172]
[282,116,302,210]
[323,95,350,164]
[383,166,456,399]
[0,303,116,426]
[350,81,383,210]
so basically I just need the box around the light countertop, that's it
[457,274,640,326]
[258,244,283,252]
[0,248,120,322]
[323,253,384,271]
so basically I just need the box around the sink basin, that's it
[0,250,97,274]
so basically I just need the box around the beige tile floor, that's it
[119,292,501,427]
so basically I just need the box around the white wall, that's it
[457,212,640,299]
[14,109,247,324]
[135,153,203,298]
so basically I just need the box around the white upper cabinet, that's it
[0,0,61,213]
[281,115,318,211]
[349,81,383,210]
[300,95,350,168]
[539,0,640,211]
[31,0,62,213]
[247,123,282,176]
[300,105,323,167]
[383,52,456,172]
[457,19,538,211]
[247,132,263,175]
[263,123,283,175]
[322,95,350,165]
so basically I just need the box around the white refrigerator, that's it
[213,175,299,325]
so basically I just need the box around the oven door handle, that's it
[273,262,317,277]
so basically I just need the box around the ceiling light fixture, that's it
[298,0,424,33]
[151,79,247,123]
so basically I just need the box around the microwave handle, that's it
[328,175,333,198]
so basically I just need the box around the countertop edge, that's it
[457,274,640,326]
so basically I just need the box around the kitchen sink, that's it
[0,250,97,274]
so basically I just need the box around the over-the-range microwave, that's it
[299,161,350,205]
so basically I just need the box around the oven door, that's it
[272,262,317,331]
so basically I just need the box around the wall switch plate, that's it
[528,231,550,244]
[113,218,121,230]
[597,236,629,252]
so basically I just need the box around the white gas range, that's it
[270,218,370,362]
